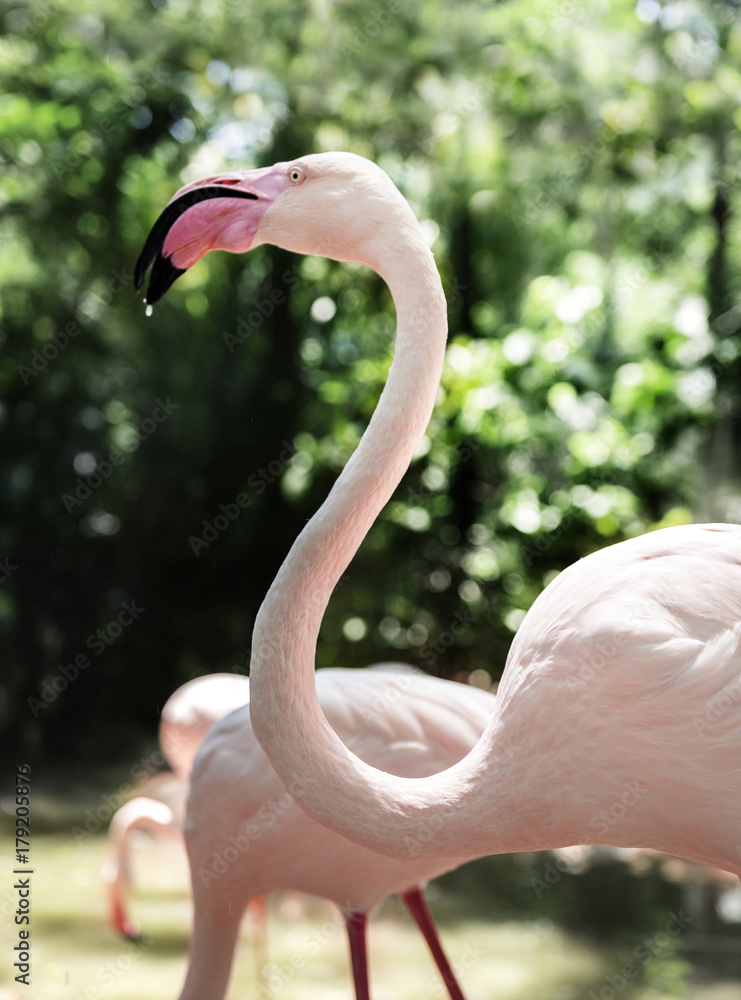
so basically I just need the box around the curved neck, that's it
[271,237,447,614]
[250,230,486,858]
[253,231,448,643]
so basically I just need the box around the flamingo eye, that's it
[288,166,304,185]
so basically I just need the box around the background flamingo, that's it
[177,665,496,1000]
[102,673,252,940]
[136,153,741,893]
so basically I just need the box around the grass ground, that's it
[1,829,739,1000]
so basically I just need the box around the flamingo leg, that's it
[176,892,244,1000]
[249,895,269,981]
[110,897,142,942]
[344,910,370,1000]
[104,797,180,942]
[402,887,465,1000]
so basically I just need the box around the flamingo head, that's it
[135,152,413,306]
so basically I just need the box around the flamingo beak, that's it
[134,165,290,306]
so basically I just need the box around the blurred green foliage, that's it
[1,0,740,761]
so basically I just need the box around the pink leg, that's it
[344,910,370,1000]
[249,895,269,978]
[111,898,141,942]
[402,887,465,1000]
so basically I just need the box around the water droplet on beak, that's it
[145,304,153,318]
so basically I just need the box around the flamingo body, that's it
[178,667,496,1000]
[135,153,741,910]
[485,522,741,870]
[103,673,251,939]
[187,667,495,906]
[158,672,253,779]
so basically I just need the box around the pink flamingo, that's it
[103,673,252,940]
[177,665,496,1000]
[135,153,741,886]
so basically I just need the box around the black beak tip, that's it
[134,185,258,309]
[133,199,188,308]
[134,233,185,305]
[134,257,146,293]
[142,255,186,306]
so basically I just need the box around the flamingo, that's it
[177,666,497,1000]
[135,152,741,884]
[103,673,252,940]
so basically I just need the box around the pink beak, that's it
[134,165,292,306]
